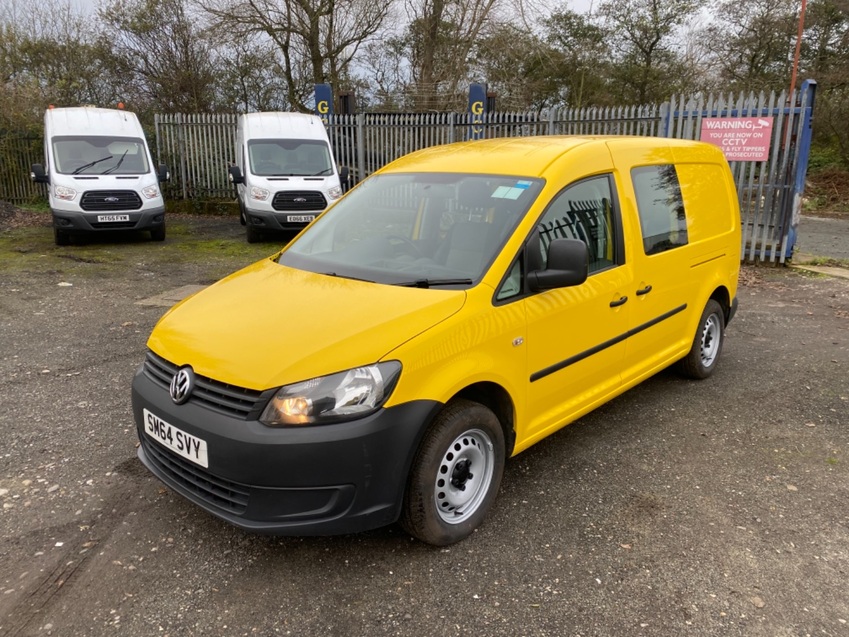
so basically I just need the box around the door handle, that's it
[610,296,628,308]
[636,285,653,296]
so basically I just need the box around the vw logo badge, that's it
[169,367,194,405]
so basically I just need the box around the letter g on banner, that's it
[314,83,334,125]
[468,83,487,140]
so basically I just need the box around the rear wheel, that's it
[53,227,70,246]
[677,299,725,379]
[400,399,505,546]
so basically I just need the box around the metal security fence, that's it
[663,80,816,264]
[0,134,44,203]
[1,84,815,263]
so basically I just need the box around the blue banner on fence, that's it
[468,83,487,140]
[315,84,333,125]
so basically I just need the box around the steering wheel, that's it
[385,234,421,259]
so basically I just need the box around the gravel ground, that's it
[0,204,847,637]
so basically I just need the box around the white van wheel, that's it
[400,399,505,546]
[246,223,261,243]
[53,227,70,246]
[678,299,725,379]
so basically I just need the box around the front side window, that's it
[631,165,688,255]
[279,173,544,287]
[248,139,333,176]
[535,175,618,274]
[52,136,150,175]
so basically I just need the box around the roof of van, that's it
[44,107,144,137]
[382,135,723,176]
[240,112,327,140]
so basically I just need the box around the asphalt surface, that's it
[1,214,848,637]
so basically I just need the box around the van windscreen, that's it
[52,136,150,175]
[248,139,333,177]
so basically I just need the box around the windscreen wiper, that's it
[394,278,473,288]
[322,272,375,283]
[72,155,114,174]
[101,150,128,174]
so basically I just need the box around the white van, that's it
[228,112,348,242]
[31,107,169,246]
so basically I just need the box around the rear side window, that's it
[631,165,688,255]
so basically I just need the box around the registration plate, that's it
[286,215,315,223]
[143,408,209,468]
[97,214,130,222]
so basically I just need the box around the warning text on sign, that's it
[699,117,774,162]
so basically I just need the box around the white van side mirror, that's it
[338,166,350,185]
[157,164,170,183]
[228,165,244,185]
[31,163,49,184]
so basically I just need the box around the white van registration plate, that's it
[97,214,130,222]
[287,215,315,223]
[143,408,209,468]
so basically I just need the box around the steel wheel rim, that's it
[700,313,721,367]
[434,428,495,524]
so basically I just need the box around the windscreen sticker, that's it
[491,185,525,200]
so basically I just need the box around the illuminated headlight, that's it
[142,185,160,199]
[250,186,270,201]
[327,185,343,200]
[260,361,402,426]
[54,185,76,200]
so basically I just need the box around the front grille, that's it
[143,350,269,420]
[271,190,326,211]
[80,190,143,211]
[142,437,249,514]
[90,221,136,229]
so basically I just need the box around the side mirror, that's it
[527,238,588,292]
[157,164,170,183]
[31,163,49,184]
[228,165,244,185]
[338,165,350,185]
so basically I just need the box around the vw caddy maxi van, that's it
[228,112,348,242]
[132,136,741,546]
[31,106,169,245]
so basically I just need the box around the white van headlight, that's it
[328,185,343,200]
[142,185,160,199]
[260,361,402,426]
[54,185,76,200]
[250,186,270,201]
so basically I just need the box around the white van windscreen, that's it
[52,136,150,175]
[248,140,333,177]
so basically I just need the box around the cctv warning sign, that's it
[699,117,774,162]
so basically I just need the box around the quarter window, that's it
[631,165,688,255]
[536,175,618,273]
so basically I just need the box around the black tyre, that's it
[677,299,725,379]
[54,227,70,246]
[150,225,166,241]
[239,201,247,226]
[400,399,505,546]
[246,223,261,243]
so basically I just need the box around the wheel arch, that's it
[451,381,516,457]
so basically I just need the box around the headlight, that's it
[250,186,270,201]
[327,185,343,200]
[142,185,160,199]
[54,185,76,200]
[260,361,402,426]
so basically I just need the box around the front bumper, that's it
[52,205,165,233]
[131,366,440,535]
[244,207,324,231]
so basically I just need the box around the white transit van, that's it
[31,107,169,245]
[228,112,348,242]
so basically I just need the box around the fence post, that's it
[782,79,818,262]
[356,113,366,182]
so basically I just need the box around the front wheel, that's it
[677,299,725,379]
[53,227,70,246]
[246,223,262,243]
[150,225,166,241]
[400,399,505,546]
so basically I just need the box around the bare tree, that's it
[200,0,392,112]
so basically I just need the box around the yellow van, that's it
[132,136,740,546]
